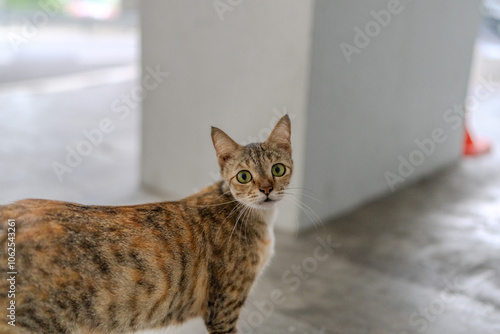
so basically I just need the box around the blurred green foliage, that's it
[5,0,66,11]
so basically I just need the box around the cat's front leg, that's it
[204,316,239,334]
[203,297,245,334]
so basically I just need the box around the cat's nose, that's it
[259,186,273,195]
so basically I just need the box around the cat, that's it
[0,115,293,334]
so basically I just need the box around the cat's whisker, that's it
[280,189,323,204]
[233,207,245,244]
[240,206,253,246]
[215,202,243,241]
[243,206,255,246]
[276,190,323,222]
[282,197,316,234]
[213,189,233,198]
[195,201,237,208]
[285,186,320,196]
[286,192,322,204]
[241,205,254,246]
[192,198,238,208]
[214,200,239,216]
[231,204,251,242]
[274,197,302,239]
[237,205,248,244]
[190,189,236,208]
[243,210,250,246]
[283,196,325,231]
[291,196,324,230]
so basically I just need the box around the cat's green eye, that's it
[272,163,286,177]
[237,170,252,184]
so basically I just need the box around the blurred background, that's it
[0,0,148,205]
[1,1,500,333]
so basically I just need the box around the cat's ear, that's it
[266,115,291,153]
[211,127,241,167]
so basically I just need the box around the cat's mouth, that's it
[257,197,278,208]
[246,195,282,209]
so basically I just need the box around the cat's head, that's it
[211,115,293,210]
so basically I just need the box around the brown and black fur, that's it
[0,115,293,334]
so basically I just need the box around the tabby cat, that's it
[0,115,293,334]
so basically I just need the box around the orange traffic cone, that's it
[464,125,491,156]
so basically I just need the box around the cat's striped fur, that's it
[0,115,292,334]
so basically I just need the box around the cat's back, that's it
[0,199,210,333]
[0,198,58,226]
[0,199,133,248]
[0,198,185,237]
[0,199,72,247]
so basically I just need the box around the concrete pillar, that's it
[303,0,482,221]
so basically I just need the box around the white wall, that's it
[141,0,481,233]
[303,0,481,224]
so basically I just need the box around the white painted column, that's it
[141,1,313,232]
[302,0,481,224]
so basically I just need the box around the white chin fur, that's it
[256,201,277,210]
[246,199,279,210]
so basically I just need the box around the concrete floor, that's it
[1,23,500,334]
